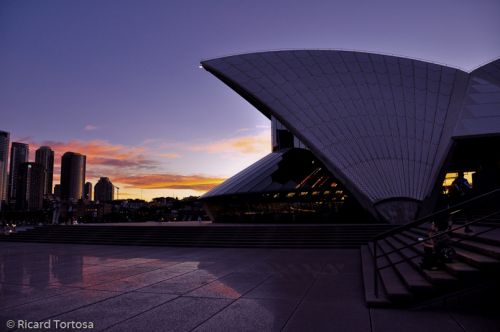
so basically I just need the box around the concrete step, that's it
[0,224,394,248]
[452,226,500,247]
[391,234,480,280]
[361,199,500,307]
[451,239,500,260]
[406,227,500,260]
[0,238,365,248]
[378,239,434,294]
[371,242,413,303]
[360,245,392,307]
[454,247,500,269]
[1,233,369,240]
[4,234,381,241]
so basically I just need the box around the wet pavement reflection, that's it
[0,242,498,331]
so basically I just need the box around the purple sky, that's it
[1,0,499,199]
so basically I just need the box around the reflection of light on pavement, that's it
[209,282,242,298]
[82,262,102,286]
[49,254,58,285]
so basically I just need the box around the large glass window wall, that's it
[202,148,374,223]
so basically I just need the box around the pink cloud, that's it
[84,125,99,131]
[191,131,270,155]
[159,152,181,158]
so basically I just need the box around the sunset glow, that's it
[15,131,270,200]
[2,0,498,201]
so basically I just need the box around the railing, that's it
[372,188,500,297]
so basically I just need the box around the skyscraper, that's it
[8,142,29,204]
[60,152,86,201]
[0,131,9,208]
[84,182,93,201]
[35,146,54,196]
[94,177,114,202]
[16,162,46,211]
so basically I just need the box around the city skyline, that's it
[2,0,499,200]
[0,133,220,202]
[1,133,238,201]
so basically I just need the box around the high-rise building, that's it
[0,131,9,208]
[16,162,45,211]
[84,182,93,201]
[35,146,54,196]
[60,152,86,201]
[94,177,114,202]
[8,142,29,204]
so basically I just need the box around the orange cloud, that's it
[159,152,181,158]
[113,192,135,197]
[34,139,157,169]
[191,131,270,155]
[22,138,230,195]
[113,174,225,191]
[23,139,159,185]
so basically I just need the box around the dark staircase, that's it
[362,189,500,307]
[0,224,394,248]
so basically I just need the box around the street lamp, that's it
[114,185,120,200]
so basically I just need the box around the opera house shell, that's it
[200,50,500,224]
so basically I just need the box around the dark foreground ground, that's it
[0,242,498,332]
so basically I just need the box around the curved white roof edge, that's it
[470,55,500,73]
[201,48,473,73]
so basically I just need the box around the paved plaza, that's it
[0,242,498,332]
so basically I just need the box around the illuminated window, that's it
[442,171,475,193]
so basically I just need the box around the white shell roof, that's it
[202,51,500,207]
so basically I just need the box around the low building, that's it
[94,177,114,202]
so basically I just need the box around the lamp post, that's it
[114,185,120,200]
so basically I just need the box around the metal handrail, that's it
[372,187,500,297]
[374,188,500,241]
[376,210,500,260]
[376,211,500,271]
